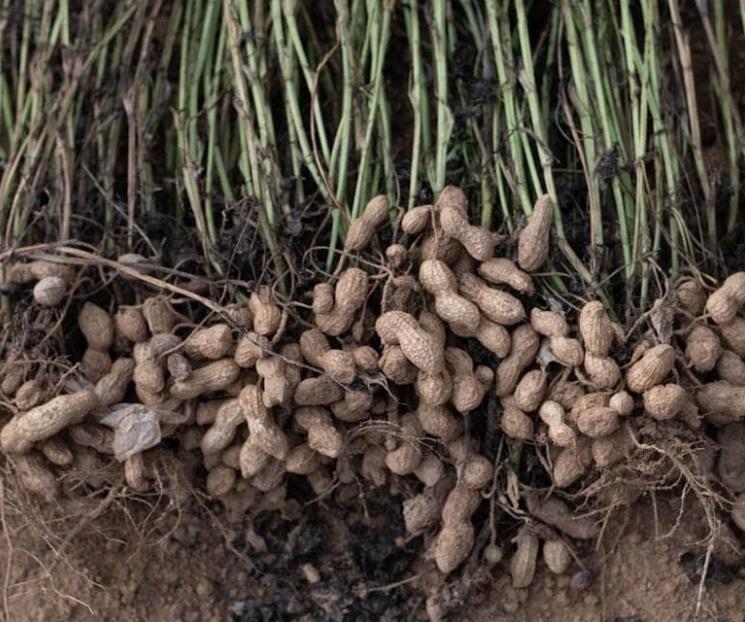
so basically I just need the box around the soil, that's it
[2,489,744,622]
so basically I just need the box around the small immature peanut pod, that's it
[517,194,552,272]
[416,403,463,441]
[344,194,389,251]
[201,398,243,455]
[625,344,676,393]
[716,424,745,492]
[33,276,67,306]
[142,297,176,334]
[720,317,745,358]
[643,383,687,421]
[234,332,270,368]
[462,454,494,490]
[114,307,149,343]
[717,350,745,386]
[510,526,540,588]
[479,258,535,296]
[578,301,614,355]
[438,190,495,261]
[385,244,408,269]
[249,286,281,337]
[538,400,575,447]
[384,414,422,475]
[513,369,547,412]
[501,404,534,440]
[15,379,46,410]
[696,381,745,425]
[294,375,345,406]
[315,268,368,336]
[170,358,240,400]
[543,540,572,575]
[294,406,344,459]
[475,318,511,358]
[582,353,621,390]
[576,406,619,438]
[1,389,99,453]
[419,260,480,336]
[459,274,525,326]
[676,279,707,316]
[446,347,490,413]
[184,324,232,360]
[434,522,475,574]
[401,204,433,234]
[240,385,289,460]
[206,465,236,497]
[376,311,444,375]
[39,437,74,466]
[609,390,634,416]
[552,438,593,488]
[530,308,569,337]
[12,452,58,502]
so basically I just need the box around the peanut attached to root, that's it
[459,274,525,326]
[294,406,344,459]
[496,324,540,396]
[376,311,444,375]
[384,414,422,475]
[234,332,270,368]
[401,205,433,235]
[538,401,575,447]
[249,286,282,337]
[419,260,480,337]
[446,347,491,413]
[513,369,547,412]
[170,358,240,400]
[315,268,368,336]
[1,389,100,453]
[676,279,707,316]
[240,385,289,459]
[438,187,495,260]
[201,398,244,455]
[517,194,552,272]
[33,276,67,306]
[344,195,389,251]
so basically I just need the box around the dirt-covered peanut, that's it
[114,307,148,343]
[142,297,176,335]
[330,389,372,422]
[416,403,463,441]
[547,379,585,410]
[248,286,282,336]
[385,244,408,269]
[201,398,243,455]
[234,332,270,368]
[609,390,634,416]
[716,423,745,492]
[376,311,444,374]
[592,427,634,467]
[447,347,490,413]
[543,540,572,575]
[33,276,67,306]
[626,344,676,393]
[579,301,614,355]
[352,346,378,373]
[706,288,738,325]
[1,389,99,453]
[419,260,480,336]
[441,483,481,524]
[385,414,422,475]
[39,437,74,466]
[583,353,621,390]
[238,436,270,479]
[643,383,687,421]
[717,350,745,386]
[439,198,495,261]
[286,444,321,475]
[255,356,292,407]
[550,336,585,367]
[526,494,600,539]
[312,283,335,315]
[676,279,707,315]
[416,370,452,406]
[403,475,453,534]
[294,375,345,406]
[413,452,444,487]
[8,260,74,284]
[80,348,113,383]
[576,406,619,438]
[496,325,540,396]
[183,324,232,360]
[475,317,511,358]
[513,369,547,412]
[459,273,525,326]
[569,392,610,424]
[510,526,539,588]
[318,349,356,384]
[538,400,575,447]
[517,194,552,272]
[530,308,569,337]
[12,452,59,502]
[169,358,240,400]
[401,205,433,234]
[434,523,475,574]
[206,465,236,497]
[315,268,368,336]
[720,317,745,358]
[79,302,114,352]
[344,194,389,251]
[501,404,534,440]
[479,258,535,295]
[552,439,593,488]
[69,423,114,454]
[463,454,493,489]
[14,379,46,410]
[240,385,289,459]
[167,352,192,381]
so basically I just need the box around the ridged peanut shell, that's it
[510,526,539,588]
[459,274,525,326]
[676,279,707,315]
[345,195,389,251]
[33,276,67,306]
[517,194,552,272]
[434,523,475,574]
[401,205,433,234]
[530,308,569,337]
[685,325,721,372]
[706,288,738,325]
[578,301,613,355]
[184,324,232,360]
[479,258,534,295]
[501,405,534,440]
[717,351,745,386]
[551,336,584,367]
[576,406,619,438]
[626,344,675,393]
[79,302,114,351]
[583,353,621,390]
[720,317,745,358]
[543,540,572,575]
[643,383,687,421]
[513,370,547,412]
